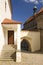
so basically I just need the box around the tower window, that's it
[5,2,6,11]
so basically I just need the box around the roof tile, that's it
[1,18,22,24]
[24,7,43,24]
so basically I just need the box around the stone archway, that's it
[21,39,31,51]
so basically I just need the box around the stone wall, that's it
[37,13,43,29]
[40,30,43,51]
[23,17,37,30]
[23,13,43,30]
[36,13,43,51]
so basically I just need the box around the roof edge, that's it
[24,7,43,24]
[1,18,22,24]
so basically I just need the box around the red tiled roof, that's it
[24,7,43,24]
[38,7,43,14]
[1,18,22,24]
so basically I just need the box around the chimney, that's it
[33,5,37,14]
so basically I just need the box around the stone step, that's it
[2,45,16,50]
[0,45,16,61]
[0,58,14,61]
[0,51,16,61]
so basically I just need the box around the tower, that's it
[0,0,12,54]
[33,5,37,14]
[0,0,12,23]
[5,0,12,19]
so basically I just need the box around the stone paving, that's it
[0,59,43,65]
[21,51,43,65]
[0,45,43,65]
[0,52,43,65]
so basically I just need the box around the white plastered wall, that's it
[5,0,11,19]
[0,0,11,54]
[2,24,18,46]
[0,0,5,54]
[16,24,21,51]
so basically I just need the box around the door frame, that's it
[8,30,14,44]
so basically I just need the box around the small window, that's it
[5,2,6,11]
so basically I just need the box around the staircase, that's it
[0,45,16,61]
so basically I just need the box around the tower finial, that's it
[33,5,37,14]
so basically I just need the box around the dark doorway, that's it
[8,30,14,44]
[21,39,31,51]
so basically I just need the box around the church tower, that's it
[0,0,12,54]
[0,0,12,23]
[5,0,12,19]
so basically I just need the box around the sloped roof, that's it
[24,7,43,24]
[1,18,22,24]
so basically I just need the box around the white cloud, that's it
[24,0,43,4]
[29,0,36,2]
[40,0,43,4]
[34,0,39,4]
[24,0,30,3]
[40,0,43,2]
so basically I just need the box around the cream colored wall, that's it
[29,32,40,52]
[21,31,40,52]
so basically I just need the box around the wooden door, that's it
[8,31,14,44]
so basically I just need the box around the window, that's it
[5,2,6,11]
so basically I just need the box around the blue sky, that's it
[11,0,43,23]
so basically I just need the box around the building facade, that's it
[0,0,11,53]
[23,8,43,51]
[0,0,22,62]
[0,0,40,62]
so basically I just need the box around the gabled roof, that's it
[24,7,43,24]
[1,18,22,24]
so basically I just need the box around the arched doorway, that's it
[21,39,31,51]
